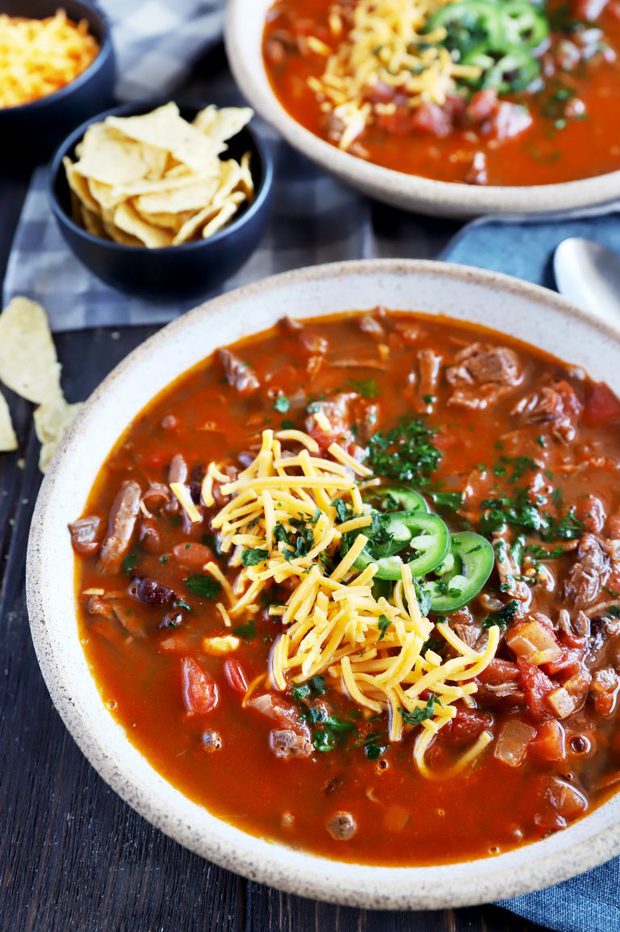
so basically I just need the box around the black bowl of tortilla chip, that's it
[0,0,115,172]
[49,99,274,300]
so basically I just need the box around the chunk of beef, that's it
[218,349,259,394]
[564,534,610,608]
[485,103,533,141]
[512,380,582,442]
[446,343,522,409]
[410,102,454,137]
[493,532,532,607]
[326,811,357,840]
[305,391,359,451]
[590,667,619,716]
[359,314,386,340]
[68,515,102,556]
[168,453,188,485]
[269,728,313,759]
[577,494,606,534]
[414,349,442,413]
[98,480,141,573]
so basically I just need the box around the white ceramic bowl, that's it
[27,260,620,909]
[225,0,620,218]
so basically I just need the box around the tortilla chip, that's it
[0,297,61,404]
[202,199,244,238]
[80,204,106,238]
[63,157,100,212]
[0,392,17,452]
[34,396,82,473]
[107,103,223,173]
[113,203,173,248]
[88,178,125,212]
[238,151,255,200]
[76,124,155,185]
[145,210,192,231]
[193,106,253,145]
[135,179,219,215]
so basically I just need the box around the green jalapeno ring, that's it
[354,511,451,581]
[423,531,494,614]
[370,486,429,514]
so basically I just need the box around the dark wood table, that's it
[0,49,543,932]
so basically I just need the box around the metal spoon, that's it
[553,237,620,329]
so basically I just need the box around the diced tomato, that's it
[517,658,555,720]
[534,776,588,832]
[410,103,453,138]
[543,647,585,680]
[466,89,498,123]
[224,657,249,695]
[583,381,620,426]
[530,720,567,762]
[376,107,414,135]
[181,657,219,715]
[440,707,491,746]
[478,658,520,686]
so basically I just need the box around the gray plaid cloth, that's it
[2,0,458,332]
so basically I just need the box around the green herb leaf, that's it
[377,614,392,641]
[399,695,440,726]
[481,599,519,629]
[274,395,290,413]
[367,417,441,485]
[430,491,463,512]
[241,548,269,566]
[349,377,379,399]
[122,551,138,576]
[232,620,257,639]
[184,574,220,598]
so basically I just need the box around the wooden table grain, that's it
[0,51,543,932]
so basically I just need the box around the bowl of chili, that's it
[27,259,620,907]
[226,0,620,216]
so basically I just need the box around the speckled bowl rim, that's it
[27,260,620,910]
[225,0,620,217]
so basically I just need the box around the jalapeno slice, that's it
[426,1,503,54]
[463,45,541,92]
[501,1,549,49]
[424,531,494,613]
[355,511,451,581]
[370,487,429,514]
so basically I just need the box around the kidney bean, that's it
[172,542,213,569]
[130,576,176,606]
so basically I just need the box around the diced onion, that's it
[494,718,536,767]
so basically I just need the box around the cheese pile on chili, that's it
[202,427,499,776]
[306,0,482,150]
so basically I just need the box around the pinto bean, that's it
[172,542,214,568]
[68,515,102,556]
[98,480,141,573]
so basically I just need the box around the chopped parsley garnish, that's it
[333,497,354,523]
[363,732,388,760]
[280,418,295,429]
[232,620,256,639]
[275,516,316,561]
[349,377,379,399]
[421,636,443,656]
[304,708,355,752]
[184,574,220,598]
[174,598,191,611]
[482,599,519,629]
[377,614,392,641]
[366,417,441,486]
[291,674,326,701]
[399,694,440,726]
[480,490,584,541]
[241,547,269,566]
[526,544,566,559]
[122,550,138,576]
[493,455,537,483]
[274,395,290,414]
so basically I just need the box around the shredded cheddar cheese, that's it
[307,0,482,150]
[208,428,499,776]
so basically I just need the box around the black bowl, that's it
[49,100,274,301]
[0,0,115,172]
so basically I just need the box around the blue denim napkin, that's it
[441,209,620,289]
[444,211,620,932]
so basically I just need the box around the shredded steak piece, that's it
[359,314,386,340]
[218,349,259,394]
[564,534,611,608]
[446,342,522,409]
[269,728,313,759]
[512,380,583,442]
[326,811,358,840]
[98,480,141,573]
[416,348,442,412]
[168,453,188,485]
[68,515,102,556]
[305,391,359,451]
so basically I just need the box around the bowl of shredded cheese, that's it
[0,1,115,169]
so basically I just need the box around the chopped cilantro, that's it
[377,614,392,641]
[184,574,220,598]
[399,695,440,726]
[482,599,519,629]
[291,674,326,702]
[430,491,463,512]
[159,554,170,564]
[232,620,256,639]
[367,417,441,485]
[241,548,269,566]
[122,551,138,576]
[174,598,191,611]
[349,377,379,399]
[274,395,290,414]
[333,497,354,524]
[363,732,388,760]
[526,544,566,559]
[305,709,355,752]
[421,636,443,656]
[422,394,436,404]
[280,418,295,429]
